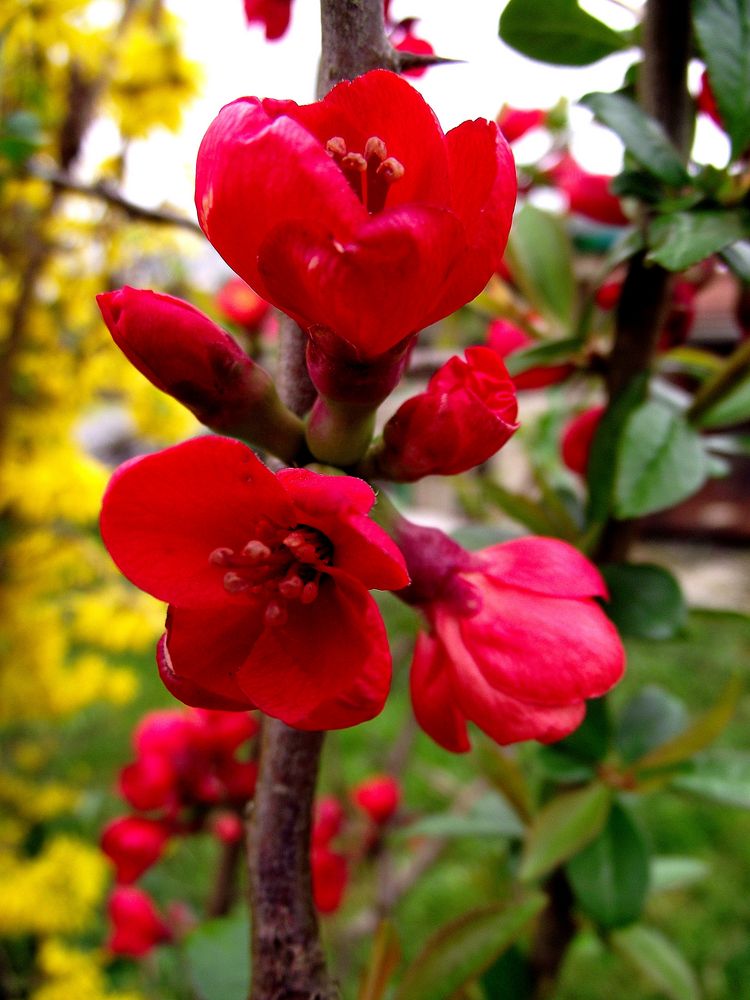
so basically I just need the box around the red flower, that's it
[243,0,292,40]
[312,846,348,914]
[373,347,518,480]
[487,319,573,389]
[496,106,547,143]
[211,812,244,844]
[216,277,271,330]
[395,524,624,751]
[561,406,605,476]
[390,20,434,78]
[550,154,628,227]
[101,816,172,884]
[697,69,722,128]
[101,435,408,729]
[107,886,171,957]
[351,774,400,824]
[196,70,516,360]
[313,795,345,847]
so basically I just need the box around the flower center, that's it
[209,521,334,626]
[325,135,405,213]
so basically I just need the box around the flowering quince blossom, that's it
[561,406,605,476]
[395,523,624,751]
[496,105,547,143]
[100,435,408,729]
[101,816,172,884]
[216,276,271,330]
[372,346,518,480]
[243,0,292,40]
[549,154,628,227]
[487,318,574,390]
[195,70,516,362]
[351,774,400,824]
[107,886,171,957]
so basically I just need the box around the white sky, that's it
[102,0,729,219]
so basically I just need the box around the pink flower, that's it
[487,319,573,389]
[107,886,171,957]
[351,774,400,824]
[395,524,624,751]
[373,347,518,480]
[101,435,408,729]
[101,816,172,884]
[561,406,605,476]
[196,70,516,360]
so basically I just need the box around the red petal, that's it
[410,631,471,753]
[236,578,390,726]
[160,603,263,708]
[477,537,609,599]
[100,436,293,608]
[196,101,363,301]
[278,469,408,591]
[270,70,450,209]
[437,582,624,707]
[258,205,463,355]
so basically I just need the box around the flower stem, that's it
[247,721,338,1000]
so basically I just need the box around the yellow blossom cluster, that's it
[32,939,144,1000]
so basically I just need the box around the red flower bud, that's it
[311,847,348,914]
[211,811,244,844]
[119,754,176,812]
[594,280,622,311]
[561,406,605,476]
[496,105,547,143]
[243,0,292,40]
[216,277,270,330]
[313,795,345,847]
[97,287,303,462]
[107,886,171,957]
[101,816,172,884]
[697,69,722,128]
[218,759,259,802]
[192,709,259,754]
[487,319,573,389]
[372,347,518,481]
[351,774,401,824]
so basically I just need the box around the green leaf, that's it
[616,687,689,764]
[585,376,647,529]
[720,239,750,281]
[504,337,581,377]
[647,210,750,271]
[519,783,612,882]
[0,111,45,166]
[480,945,532,1000]
[693,0,750,157]
[581,92,689,187]
[554,697,611,763]
[601,563,687,639]
[672,751,750,808]
[480,479,567,537]
[650,856,710,894]
[614,400,709,518]
[358,922,401,1000]
[697,371,750,428]
[183,911,249,1000]
[535,749,595,784]
[506,204,576,325]
[499,0,629,65]
[392,895,546,1000]
[402,793,524,840]
[612,925,701,1000]
[636,676,742,770]
[566,802,650,929]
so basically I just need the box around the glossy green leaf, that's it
[650,856,710,894]
[601,563,687,639]
[505,204,576,325]
[647,210,750,271]
[535,748,595,784]
[697,371,750,428]
[402,793,524,840]
[672,751,750,808]
[614,400,709,518]
[720,240,750,280]
[184,911,249,1000]
[616,686,689,763]
[585,375,647,528]
[480,479,566,538]
[554,697,611,763]
[566,802,649,929]
[358,922,401,1000]
[480,945,532,1000]
[504,337,581,376]
[612,925,701,1000]
[693,0,750,157]
[499,0,629,65]
[581,92,689,186]
[636,677,742,770]
[519,783,612,883]
[392,895,546,1000]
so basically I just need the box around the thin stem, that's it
[247,722,338,1000]
[208,835,243,918]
